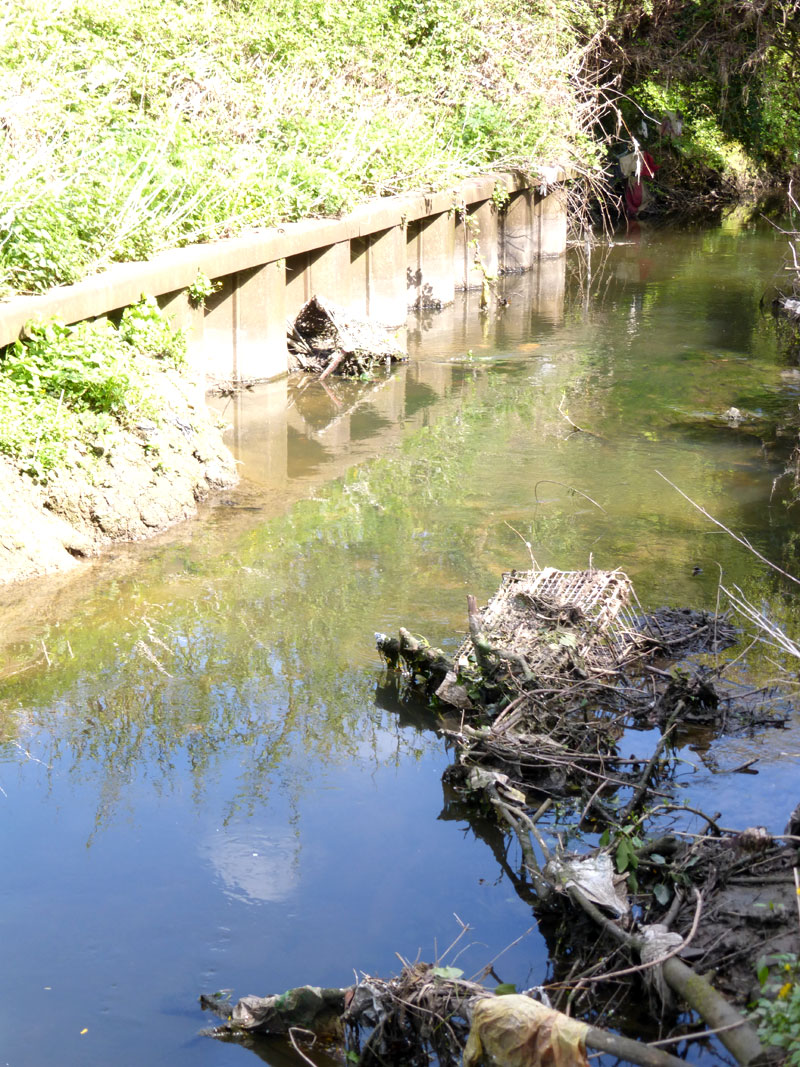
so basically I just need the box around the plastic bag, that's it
[464,994,589,1067]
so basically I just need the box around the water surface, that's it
[2,211,800,1066]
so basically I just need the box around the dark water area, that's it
[2,210,800,1066]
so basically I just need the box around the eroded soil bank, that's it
[0,359,236,585]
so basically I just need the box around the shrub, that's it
[3,320,131,415]
[119,296,187,367]
[0,299,186,481]
[751,953,800,1065]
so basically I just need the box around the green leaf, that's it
[653,883,671,905]
[650,853,666,865]
[494,983,517,996]
[758,960,770,987]
[616,838,630,872]
[431,966,463,979]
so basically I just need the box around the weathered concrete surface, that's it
[202,262,288,383]
[0,360,237,586]
[349,227,407,325]
[285,241,353,319]
[407,212,456,308]
[0,169,570,354]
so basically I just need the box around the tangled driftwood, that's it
[288,296,407,378]
[201,566,794,1067]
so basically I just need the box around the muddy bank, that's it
[0,359,236,586]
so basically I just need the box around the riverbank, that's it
[3,0,798,305]
[0,310,236,585]
[0,0,592,299]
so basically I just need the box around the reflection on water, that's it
[1,216,800,1065]
[204,830,299,905]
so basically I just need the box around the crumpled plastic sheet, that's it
[544,852,629,918]
[463,994,589,1067]
[229,986,346,1036]
[538,165,561,194]
[346,981,387,1028]
[467,767,527,807]
[639,922,684,1003]
[640,923,683,963]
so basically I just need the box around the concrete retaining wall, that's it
[0,170,568,385]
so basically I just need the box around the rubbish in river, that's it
[381,566,741,741]
[202,964,696,1067]
[544,852,629,917]
[463,994,589,1067]
[371,562,793,1063]
[200,985,346,1038]
[201,561,796,1067]
[287,296,407,378]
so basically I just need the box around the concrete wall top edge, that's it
[0,166,571,347]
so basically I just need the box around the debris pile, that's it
[202,962,696,1067]
[288,296,407,378]
[201,565,796,1067]
[372,566,793,1064]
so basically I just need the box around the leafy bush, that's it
[751,953,800,1065]
[0,196,89,294]
[0,376,77,481]
[0,299,185,481]
[3,320,131,415]
[119,297,187,367]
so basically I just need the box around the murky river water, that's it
[3,210,800,1066]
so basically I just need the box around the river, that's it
[1,208,799,1066]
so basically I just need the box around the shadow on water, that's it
[1,216,800,1065]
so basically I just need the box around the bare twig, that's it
[656,470,800,587]
[647,1021,752,1048]
[288,1027,318,1067]
[533,480,607,514]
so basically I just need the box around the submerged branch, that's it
[566,886,766,1067]
[656,470,800,588]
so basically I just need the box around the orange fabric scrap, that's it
[463,995,589,1067]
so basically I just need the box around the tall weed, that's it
[0,0,593,295]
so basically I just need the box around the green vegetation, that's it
[596,1,800,193]
[2,0,799,302]
[752,953,800,1064]
[187,271,221,309]
[0,297,186,481]
[0,0,600,297]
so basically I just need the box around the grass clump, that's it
[0,298,186,482]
